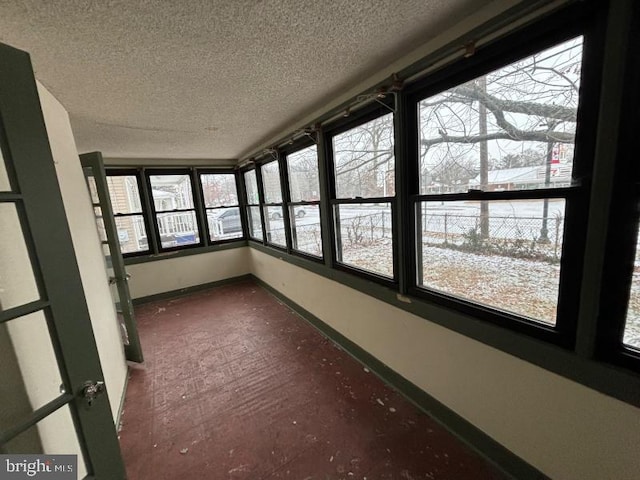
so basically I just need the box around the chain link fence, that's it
[291,223,323,256]
[420,211,564,262]
[263,209,566,263]
[338,212,391,246]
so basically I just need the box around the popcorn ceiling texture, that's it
[0,0,487,159]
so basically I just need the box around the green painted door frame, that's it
[81,151,144,363]
[0,43,126,477]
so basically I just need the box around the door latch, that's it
[82,380,105,407]
[109,273,132,285]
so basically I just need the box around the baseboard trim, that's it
[131,274,253,306]
[251,274,547,480]
[116,369,129,429]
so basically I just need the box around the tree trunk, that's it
[540,130,555,242]
[478,76,489,238]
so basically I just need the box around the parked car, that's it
[137,234,177,250]
[270,208,305,220]
[215,208,242,234]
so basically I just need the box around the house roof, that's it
[469,164,572,186]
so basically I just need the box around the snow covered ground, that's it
[338,238,640,348]
[340,237,394,278]
[624,272,640,349]
[420,244,559,324]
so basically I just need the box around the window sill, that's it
[123,239,248,265]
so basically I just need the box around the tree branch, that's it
[421,130,574,147]
[451,83,576,122]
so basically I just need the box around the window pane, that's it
[149,174,194,211]
[1,311,65,433]
[288,146,320,202]
[201,173,238,207]
[95,217,107,242]
[248,206,263,239]
[418,37,583,194]
[417,199,566,325]
[207,207,243,241]
[335,203,393,278]
[291,204,322,257]
[156,211,199,248]
[265,206,286,247]
[106,175,143,214]
[624,226,640,350]
[333,113,395,199]
[261,161,283,204]
[0,203,40,310]
[244,170,259,205]
[115,215,148,253]
[86,175,99,203]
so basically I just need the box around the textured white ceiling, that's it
[0,0,490,160]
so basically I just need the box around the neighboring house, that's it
[468,164,573,191]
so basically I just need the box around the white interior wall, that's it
[37,82,127,422]
[0,202,85,468]
[126,247,251,300]
[249,248,640,480]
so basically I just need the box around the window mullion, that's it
[140,167,160,255]
[192,168,209,247]
[403,91,421,291]
[278,151,293,254]
[236,170,249,239]
[255,166,267,245]
[394,91,411,293]
[317,127,335,268]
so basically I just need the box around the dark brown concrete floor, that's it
[118,280,507,480]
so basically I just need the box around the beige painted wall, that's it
[249,248,640,480]
[126,247,251,299]
[38,82,127,423]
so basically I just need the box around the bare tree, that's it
[494,148,546,169]
[201,173,237,206]
[333,114,394,198]
[288,145,320,201]
[429,156,478,186]
[419,37,582,193]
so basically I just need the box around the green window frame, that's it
[284,142,324,259]
[198,171,243,243]
[324,106,397,283]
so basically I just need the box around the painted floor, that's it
[118,280,507,480]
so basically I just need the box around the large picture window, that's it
[413,36,584,327]
[329,112,395,279]
[105,173,149,254]
[286,145,323,258]
[147,171,201,250]
[199,173,242,242]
